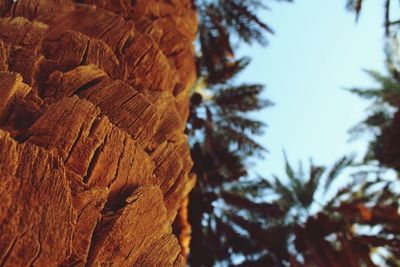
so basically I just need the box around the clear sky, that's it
[236,1,389,180]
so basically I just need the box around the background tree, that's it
[214,154,356,266]
[187,75,270,266]
[346,0,400,170]
[347,70,400,169]
[294,164,400,266]
[187,1,292,265]
[218,154,400,266]
[187,1,400,266]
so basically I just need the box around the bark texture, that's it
[0,0,197,266]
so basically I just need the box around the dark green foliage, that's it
[345,0,400,170]
[188,15,274,260]
[187,0,400,266]
[189,148,358,266]
[346,0,399,34]
[187,65,270,182]
[270,154,355,219]
[194,0,292,85]
[188,13,274,260]
[254,155,400,266]
[190,126,400,266]
[347,70,400,165]
[348,70,400,106]
[187,78,270,265]
[311,173,400,266]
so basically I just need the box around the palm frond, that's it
[272,175,296,209]
[221,191,286,218]
[214,83,271,113]
[217,114,267,135]
[323,155,355,193]
[228,177,272,198]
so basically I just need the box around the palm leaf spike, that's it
[283,150,296,182]
[214,83,269,113]
[302,163,325,209]
[282,151,306,202]
[218,114,266,135]
[272,174,296,210]
[355,0,363,22]
[225,0,274,34]
[323,155,356,194]
[207,7,234,58]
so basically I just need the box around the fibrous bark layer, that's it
[0,0,197,266]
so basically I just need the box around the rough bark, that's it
[0,0,196,266]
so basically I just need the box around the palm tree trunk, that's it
[0,0,197,266]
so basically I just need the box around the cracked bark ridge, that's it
[0,131,75,267]
[0,0,197,266]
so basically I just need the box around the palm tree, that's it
[209,153,400,266]
[187,76,271,266]
[0,0,198,265]
[187,1,293,265]
[347,70,400,169]
[294,171,400,267]
[345,0,400,169]
[195,0,292,86]
[186,152,355,266]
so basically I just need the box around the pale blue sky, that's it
[237,1,388,179]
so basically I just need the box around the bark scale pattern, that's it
[0,0,197,266]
